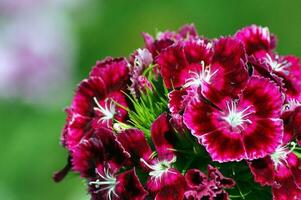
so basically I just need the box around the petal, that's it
[242,76,283,118]
[94,127,130,171]
[115,169,148,200]
[207,165,235,189]
[71,136,105,178]
[286,153,301,188]
[63,110,93,149]
[201,128,247,162]
[70,77,128,130]
[142,32,174,57]
[151,113,177,161]
[242,118,283,159]
[157,39,212,89]
[282,106,301,144]
[156,43,188,88]
[275,55,301,100]
[185,169,208,189]
[89,57,130,91]
[183,39,212,64]
[248,157,275,186]
[71,77,106,116]
[147,168,186,200]
[205,37,249,101]
[168,89,188,114]
[235,25,276,55]
[117,129,152,165]
[272,160,301,200]
[178,24,198,38]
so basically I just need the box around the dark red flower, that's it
[262,54,301,101]
[235,25,276,56]
[118,113,186,200]
[157,39,212,89]
[184,76,283,162]
[249,150,301,200]
[142,24,199,58]
[166,37,249,117]
[71,127,130,178]
[184,165,235,200]
[117,128,153,166]
[62,57,129,150]
[89,165,148,200]
[281,103,301,144]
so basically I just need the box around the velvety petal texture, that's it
[71,127,130,178]
[235,25,276,56]
[55,24,301,200]
[184,165,235,200]
[184,76,283,162]
[62,57,130,150]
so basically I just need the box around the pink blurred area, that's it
[0,0,79,106]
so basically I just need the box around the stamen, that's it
[271,142,296,170]
[184,61,218,88]
[89,168,118,200]
[93,97,116,126]
[264,54,291,75]
[282,99,301,112]
[222,100,254,129]
[140,157,176,179]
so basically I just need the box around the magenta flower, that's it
[71,127,130,178]
[143,24,199,58]
[89,166,148,200]
[166,37,249,120]
[157,38,212,89]
[249,149,301,200]
[62,57,129,149]
[128,48,154,97]
[260,54,301,101]
[235,25,276,57]
[118,113,186,200]
[55,24,301,200]
[184,76,283,162]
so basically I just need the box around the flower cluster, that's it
[54,24,301,200]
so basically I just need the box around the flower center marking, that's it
[89,168,118,200]
[222,100,254,129]
[93,97,116,125]
[264,54,291,75]
[271,142,296,170]
[184,61,218,88]
[140,158,176,179]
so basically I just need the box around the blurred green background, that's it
[0,0,300,199]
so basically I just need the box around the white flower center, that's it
[93,97,116,125]
[271,142,296,170]
[89,168,118,200]
[140,158,176,179]
[264,54,291,75]
[222,100,254,129]
[184,61,218,88]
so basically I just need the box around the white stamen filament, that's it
[140,158,176,179]
[222,100,254,129]
[93,97,116,125]
[89,168,118,200]
[264,54,291,75]
[184,61,218,88]
[271,142,296,170]
[282,99,301,112]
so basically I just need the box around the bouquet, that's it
[54,24,301,200]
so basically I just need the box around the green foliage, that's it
[125,73,168,138]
